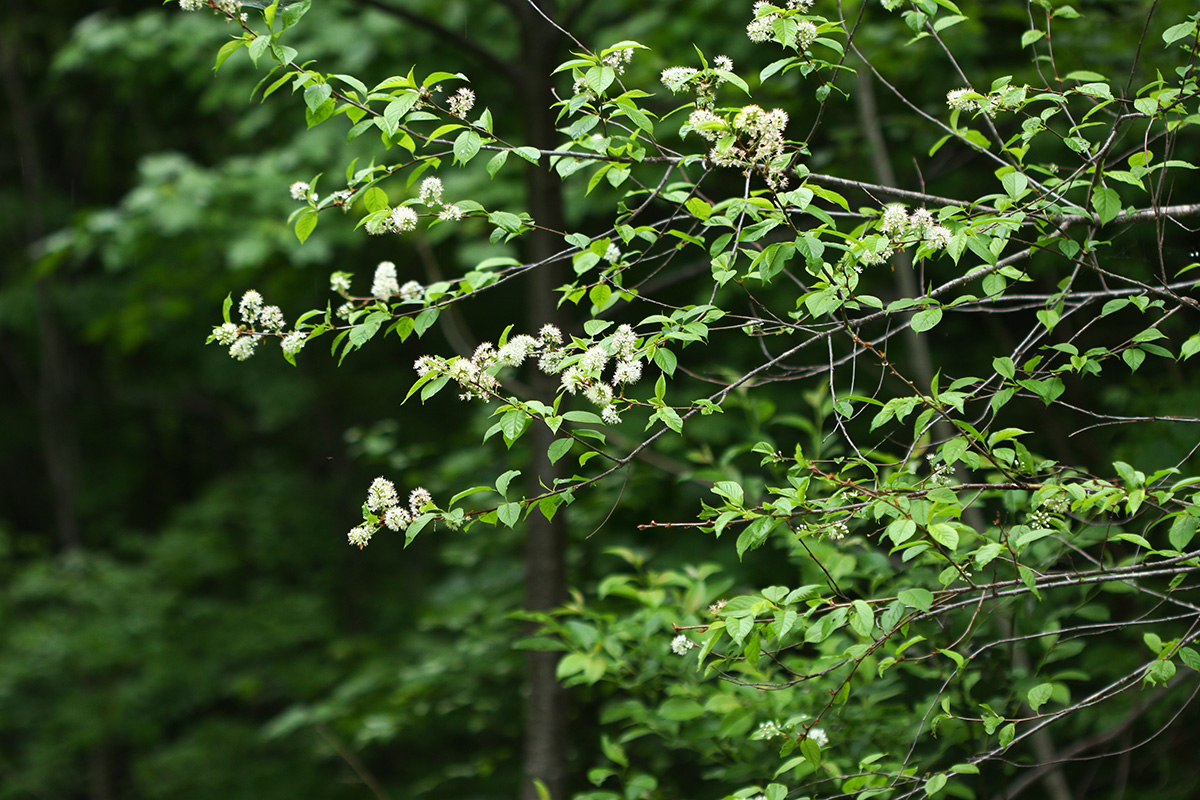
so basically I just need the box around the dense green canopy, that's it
[3,1,1199,799]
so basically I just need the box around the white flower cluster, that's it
[862,204,952,265]
[211,289,307,361]
[671,634,698,655]
[349,478,434,548]
[365,206,419,235]
[372,261,400,300]
[926,454,953,487]
[946,86,1027,119]
[880,0,905,10]
[747,0,817,45]
[448,87,475,118]
[415,176,464,222]
[688,104,791,189]
[660,56,734,110]
[708,599,728,616]
[755,720,786,739]
[554,323,643,423]
[414,323,643,421]
[825,520,849,540]
[574,45,637,98]
[178,0,244,13]
[289,181,312,201]
[807,726,829,747]
[1028,492,1069,530]
[601,47,633,73]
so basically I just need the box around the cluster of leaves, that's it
[185,0,1200,798]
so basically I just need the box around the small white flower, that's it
[795,19,818,50]
[258,305,285,332]
[414,355,443,376]
[383,506,412,531]
[879,204,909,234]
[366,477,399,512]
[660,66,699,92]
[239,290,263,324]
[497,335,538,367]
[538,349,566,375]
[585,382,614,407]
[400,280,424,302]
[348,525,374,549]
[229,336,258,361]
[448,87,475,118]
[372,261,400,300]
[909,207,935,231]
[601,404,622,425]
[538,324,562,345]
[289,180,311,201]
[438,203,464,222]
[946,88,981,112]
[281,331,308,355]
[579,345,609,374]
[387,206,419,233]
[670,634,697,655]
[713,55,733,72]
[687,108,726,141]
[612,359,643,385]
[808,727,829,747]
[330,272,352,294]
[925,225,953,250]
[336,302,356,320]
[610,324,637,359]
[604,243,621,263]
[560,366,587,394]
[213,322,239,346]
[178,0,205,10]
[472,342,497,369]
[409,487,433,513]
[419,176,444,206]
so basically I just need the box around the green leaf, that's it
[928,523,959,550]
[497,502,521,528]
[294,210,317,243]
[548,438,572,464]
[1163,21,1197,45]
[304,82,332,113]
[1027,683,1053,712]
[495,468,521,497]
[736,517,777,560]
[911,306,944,332]
[925,773,947,797]
[899,587,933,612]
[453,130,482,164]
[1091,186,1121,224]
[214,38,247,72]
